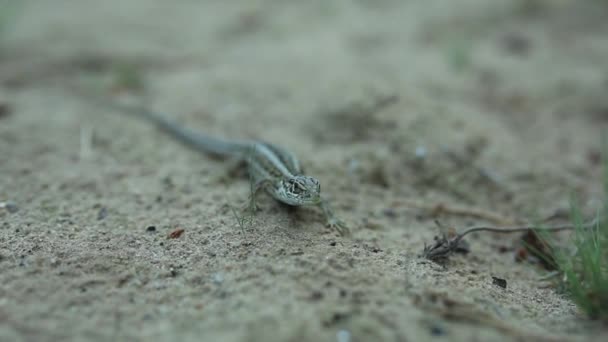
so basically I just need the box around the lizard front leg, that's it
[319,197,350,236]
[246,177,273,213]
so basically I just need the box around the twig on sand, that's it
[422,218,599,261]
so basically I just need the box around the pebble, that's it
[430,323,445,336]
[0,202,19,213]
[415,145,427,159]
[97,207,108,220]
[336,330,351,342]
[212,273,224,285]
[492,276,507,289]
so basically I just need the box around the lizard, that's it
[91,97,350,236]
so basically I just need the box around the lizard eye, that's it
[286,179,305,195]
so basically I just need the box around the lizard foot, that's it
[326,217,350,237]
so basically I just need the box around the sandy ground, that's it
[1,0,608,341]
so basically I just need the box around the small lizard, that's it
[95,98,349,236]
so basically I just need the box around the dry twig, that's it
[422,218,599,261]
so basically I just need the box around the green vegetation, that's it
[558,205,607,320]
[548,164,608,320]
[230,205,254,233]
[110,62,146,93]
[446,39,473,73]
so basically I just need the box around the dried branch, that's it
[422,218,599,261]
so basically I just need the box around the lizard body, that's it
[98,100,349,235]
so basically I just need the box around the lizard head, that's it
[277,175,321,206]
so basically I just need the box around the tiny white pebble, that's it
[212,273,224,284]
[415,145,427,159]
[347,159,360,174]
[336,329,351,342]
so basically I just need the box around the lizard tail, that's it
[125,103,248,157]
[89,96,250,157]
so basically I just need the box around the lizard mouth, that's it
[285,195,321,206]
[303,196,322,206]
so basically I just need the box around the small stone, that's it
[167,228,184,239]
[492,276,507,289]
[501,32,531,56]
[336,330,351,342]
[430,323,445,336]
[310,290,324,301]
[97,207,108,220]
[146,226,156,232]
[382,208,397,218]
[212,273,224,285]
[415,145,427,159]
[0,202,19,213]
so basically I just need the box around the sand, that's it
[1,1,607,341]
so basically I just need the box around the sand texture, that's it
[1,1,608,341]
